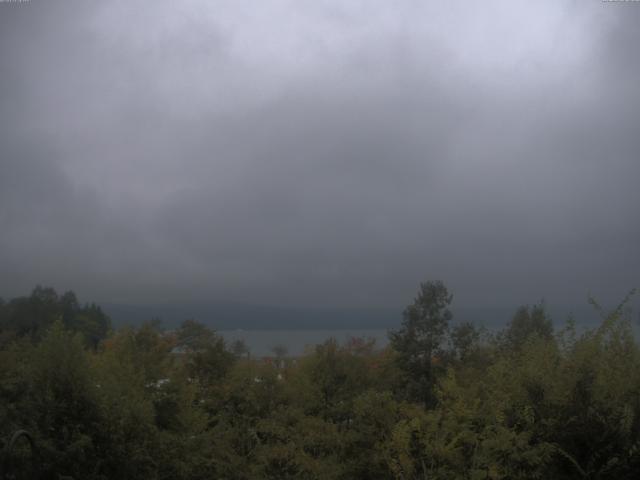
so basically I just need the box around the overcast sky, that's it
[0,0,638,309]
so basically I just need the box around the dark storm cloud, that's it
[0,0,638,310]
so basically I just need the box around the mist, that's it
[1,0,638,312]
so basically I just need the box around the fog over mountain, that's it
[1,1,638,314]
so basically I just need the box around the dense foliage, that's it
[1,284,639,479]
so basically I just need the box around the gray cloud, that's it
[1,0,638,311]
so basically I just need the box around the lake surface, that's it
[219,329,390,357]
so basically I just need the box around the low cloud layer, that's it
[1,0,638,309]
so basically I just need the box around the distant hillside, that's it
[101,302,610,331]
[102,302,400,330]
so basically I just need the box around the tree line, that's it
[1,282,639,479]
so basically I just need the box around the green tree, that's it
[450,321,482,361]
[175,320,235,387]
[389,280,453,407]
[0,287,110,347]
[502,303,553,352]
[175,319,218,352]
[25,321,103,478]
[299,338,372,422]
